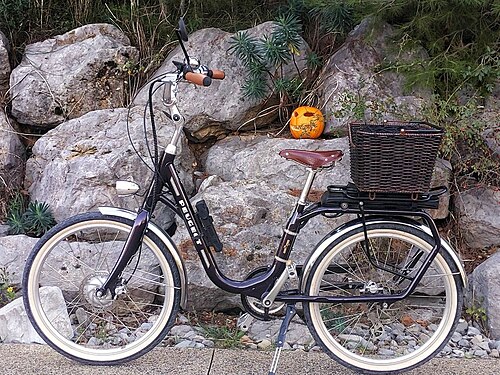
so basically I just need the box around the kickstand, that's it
[268,304,297,375]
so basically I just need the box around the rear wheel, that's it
[303,223,463,374]
[23,212,181,365]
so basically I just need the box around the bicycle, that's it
[22,18,466,375]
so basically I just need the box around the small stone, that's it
[140,322,153,331]
[175,340,196,348]
[464,351,475,359]
[170,324,193,337]
[148,315,159,324]
[452,349,465,357]
[490,349,499,358]
[470,335,483,346]
[183,330,197,339]
[177,314,190,324]
[283,342,292,350]
[441,345,452,355]
[191,335,205,342]
[477,341,491,352]
[257,339,273,350]
[455,321,469,335]
[378,348,395,356]
[450,332,462,343]
[467,326,481,336]
[240,335,253,344]
[457,339,470,348]
[428,324,438,332]
[202,339,215,348]
[87,337,101,346]
[474,349,488,357]
[75,307,89,325]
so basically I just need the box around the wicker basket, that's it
[349,121,443,193]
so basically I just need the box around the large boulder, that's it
[455,186,500,250]
[173,178,349,311]
[25,107,196,223]
[134,22,309,141]
[203,135,451,217]
[0,109,25,188]
[468,251,500,339]
[0,235,39,286]
[10,24,138,127]
[0,31,10,97]
[318,18,432,134]
[0,286,72,344]
[202,135,351,190]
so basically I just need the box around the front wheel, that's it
[303,222,463,374]
[22,212,181,365]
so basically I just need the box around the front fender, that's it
[98,207,188,309]
[301,216,467,292]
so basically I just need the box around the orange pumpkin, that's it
[290,106,324,139]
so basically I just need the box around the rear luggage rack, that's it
[321,183,445,211]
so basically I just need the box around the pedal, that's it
[195,200,223,252]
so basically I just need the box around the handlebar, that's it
[171,60,225,87]
[184,71,212,86]
[208,69,225,80]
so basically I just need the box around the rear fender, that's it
[300,216,466,292]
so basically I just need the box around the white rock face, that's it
[25,107,195,223]
[134,22,309,141]
[318,18,432,133]
[0,286,71,344]
[10,24,138,127]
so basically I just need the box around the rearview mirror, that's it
[178,17,188,42]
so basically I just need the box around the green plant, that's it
[5,192,27,235]
[5,194,56,236]
[465,298,488,336]
[200,324,245,349]
[0,267,16,308]
[424,95,500,186]
[23,201,57,236]
[228,13,308,123]
[229,13,304,99]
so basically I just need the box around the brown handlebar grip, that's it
[210,69,226,80]
[185,72,212,86]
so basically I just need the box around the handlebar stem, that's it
[156,74,185,155]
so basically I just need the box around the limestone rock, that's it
[468,251,500,339]
[25,107,195,223]
[134,22,309,141]
[0,235,39,286]
[455,186,500,249]
[0,286,71,344]
[10,24,138,127]
[318,18,432,134]
[202,135,351,191]
[173,179,349,310]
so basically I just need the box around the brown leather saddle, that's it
[279,149,343,169]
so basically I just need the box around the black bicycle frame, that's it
[100,148,443,304]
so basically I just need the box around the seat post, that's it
[298,168,317,205]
